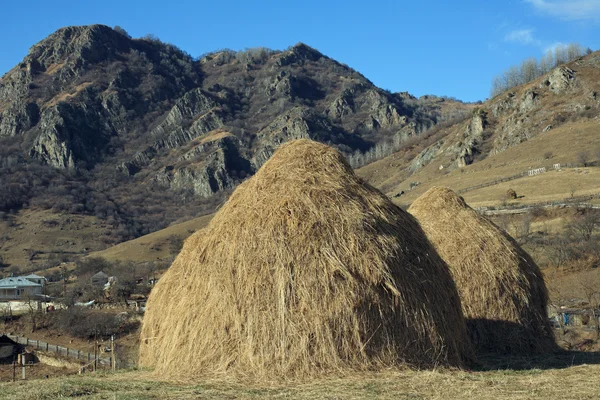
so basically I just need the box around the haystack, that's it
[408,187,554,353]
[139,140,472,380]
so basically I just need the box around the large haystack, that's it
[139,140,472,380]
[408,187,554,353]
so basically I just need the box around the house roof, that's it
[91,271,109,279]
[22,274,46,280]
[0,277,43,289]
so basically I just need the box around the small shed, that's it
[91,271,109,286]
[0,335,23,364]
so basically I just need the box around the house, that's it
[0,277,43,300]
[91,271,109,286]
[0,335,23,364]
[21,274,47,289]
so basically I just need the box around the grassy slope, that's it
[357,118,600,207]
[87,214,213,263]
[2,363,600,399]
[0,209,108,270]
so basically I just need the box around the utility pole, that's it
[111,335,116,372]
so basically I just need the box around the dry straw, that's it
[139,140,472,381]
[408,187,554,353]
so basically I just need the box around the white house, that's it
[0,277,43,300]
[21,274,46,289]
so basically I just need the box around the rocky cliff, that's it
[0,24,470,240]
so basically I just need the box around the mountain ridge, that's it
[0,24,473,270]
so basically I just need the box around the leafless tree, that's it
[539,50,554,74]
[579,273,600,338]
[567,43,583,61]
[548,235,574,267]
[568,210,599,242]
[577,151,590,167]
[570,185,577,198]
[521,58,539,83]
[547,270,569,336]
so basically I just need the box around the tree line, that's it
[490,43,592,98]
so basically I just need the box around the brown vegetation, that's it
[408,187,554,353]
[140,140,472,381]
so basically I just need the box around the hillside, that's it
[2,25,600,272]
[357,53,600,203]
[0,24,471,270]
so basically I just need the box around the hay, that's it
[139,140,472,381]
[408,187,554,353]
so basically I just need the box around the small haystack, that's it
[408,187,554,353]
[139,140,472,380]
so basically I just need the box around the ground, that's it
[2,356,600,399]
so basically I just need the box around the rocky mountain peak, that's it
[277,42,324,66]
[22,25,132,74]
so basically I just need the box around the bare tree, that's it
[567,43,583,61]
[568,210,599,242]
[521,58,539,83]
[579,273,600,338]
[491,75,506,98]
[577,151,590,167]
[539,50,554,74]
[548,235,573,267]
[570,185,577,198]
[506,65,523,88]
[547,269,569,336]
[555,44,569,66]
[511,213,532,242]
[24,295,42,333]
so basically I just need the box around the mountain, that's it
[0,24,471,268]
[357,54,600,202]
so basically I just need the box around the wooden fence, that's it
[456,163,593,195]
[5,334,111,366]
[456,171,528,194]
[475,193,600,215]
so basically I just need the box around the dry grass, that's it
[88,214,213,263]
[463,168,600,207]
[408,187,554,353]
[0,209,108,270]
[3,361,600,399]
[140,139,472,381]
[43,82,93,108]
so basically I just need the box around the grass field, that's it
[87,214,213,263]
[2,354,600,400]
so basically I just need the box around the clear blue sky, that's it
[2,0,599,102]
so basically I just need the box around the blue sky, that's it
[2,0,600,102]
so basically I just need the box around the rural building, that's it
[0,334,23,364]
[21,274,47,288]
[91,271,109,286]
[554,309,600,327]
[0,277,43,300]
